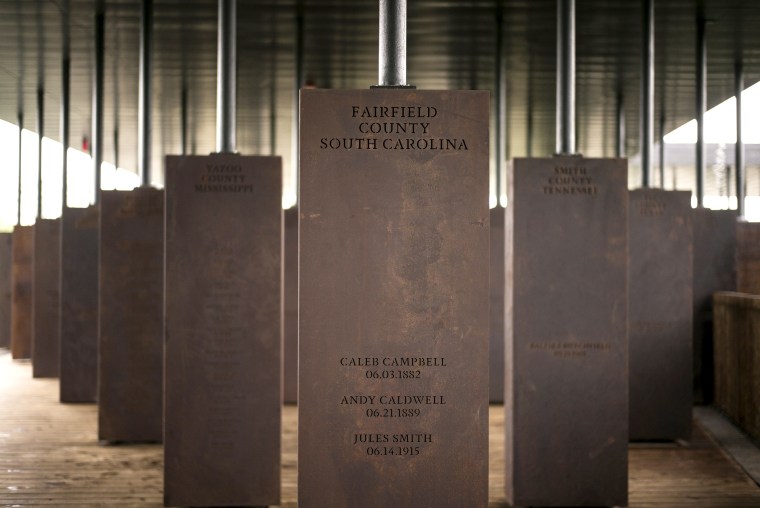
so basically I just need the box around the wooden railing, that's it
[713,291,760,443]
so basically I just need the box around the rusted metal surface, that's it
[489,205,505,403]
[11,225,34,359]
[505,156,628,507]
[299,89,490,508]
[713,291,760,444]
[692,208,737,404]
[0,232,11,349]
[98,189,163,442]
[60,206,99,403]
[736,221,760,295]
[629,189,693,441]
[32,219,61,378]
[283,206,298,404]
[164,154,282,507]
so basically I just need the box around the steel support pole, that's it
[92,2,104,204]
[270,11,277,158]
[113,128,120,170]
[17,113,23,225]
[36,88,44,220]
[270,77,277,156]
[61,36,70,209]
[216,0,236,153]
[378,0,407,87]
[695,14,706,208]
[293,8,303,201]
[641,0,654,187]
[138,0,153,186]
[269,41,277,155]
[616,91,625,158]
[181,86,188,156]
[735,60,745,217]
[495,10,505,205]
[659,112,665,188]
[556,0,575,155]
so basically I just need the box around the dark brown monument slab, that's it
[629,189,693,441]
[164,154,282,507]
[505,156,628,507]
[98,188,163,442]
[692,208,737,404]
[11,225,34,359]
[32,219,61,378]
[283,206,298,404]
[736,221,760,295]
[299,89,490,508]
[490,205,505,403]
[60,205,99,402]
[0,232,11,349]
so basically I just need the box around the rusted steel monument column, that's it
[59,0,104,402]
[163,0,282,505]
[628,3,694,442]
[32,83,63,379]
[0,232,10,349]
[504,1,628,505]
[97,0,163,444]
[299,1,489,506]
[628,189,693,441]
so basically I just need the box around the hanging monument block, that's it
[628,189,693,441]
[32,219,61,377]
[98,188,164,442]
[60,205,99,402]
[692,209,737,403]
[299,89,490,508]
[164,154,282,507]
[0,232,11,349]
[11,225,34,359]
[283,206,299,404]
[490,205,505,403]
[736,221,760,295]
[505,156,629,507]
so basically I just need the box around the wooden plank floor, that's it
[1,350,760,507]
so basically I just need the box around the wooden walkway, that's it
[1,350,759,507]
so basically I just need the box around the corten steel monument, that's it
[504,1,628,505]
[299,2,490,506]
[163,1,282,505]
[628,189,693,441]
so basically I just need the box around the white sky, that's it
[664,80,760,144]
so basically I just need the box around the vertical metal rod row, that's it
[17,113,23,225]
[735,59,745,217]
[495,10,504,206]
[640,0,654,187]
[378,0,407,86]
[181,86,188,156]
[216,0,236,153]
[659,112,665,188]
[615,91,625,158]
[695,14,706,208]
[92,3,105,204]
[37,88,44,220]
[556,0,575,155]
[138,0,153,187]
